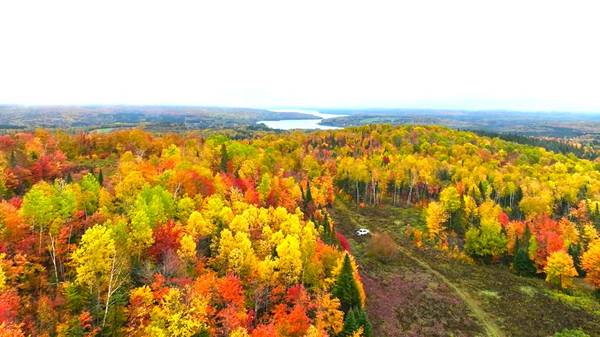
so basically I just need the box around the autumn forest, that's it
[0,125,599,337]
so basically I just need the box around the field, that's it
[330,199,600,337]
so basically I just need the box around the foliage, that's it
[464,201,508,261]
[71,224,117,290]
[425,201,448,244]
[512,244,537,276]
[545,251,578,290]
[341,306,371,337]
[552,328,591,337]
[1,124,600,335]
[582,240,600,289]
[333,254,363,313]
[366,232,399,262]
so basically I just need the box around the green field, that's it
[329,199,600,337]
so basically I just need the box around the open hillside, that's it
[0,125,598,336]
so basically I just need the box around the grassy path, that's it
[334,199,505,337]
[394,245,505,337]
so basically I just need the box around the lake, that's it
[258,109,346,130]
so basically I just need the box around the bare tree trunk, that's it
[49,233,59,285]
[173,182,181,199]
[103,258,116,327]
[103,257,123,328]
[38,225,43,255]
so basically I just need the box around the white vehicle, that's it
[355,228,371,237]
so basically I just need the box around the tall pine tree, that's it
[342,306,372,337]
[333,254,362,313]
[97,168,104,186]
[342,307,358,336]
[305,179,313,204]
[513,236,536,276]
[220,144,229,173]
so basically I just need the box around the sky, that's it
[1,0,599,112]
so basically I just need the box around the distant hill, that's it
[0,105,315,130]
[319,108,600,138]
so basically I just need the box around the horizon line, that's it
[1,103,600,115]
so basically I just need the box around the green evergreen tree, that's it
[301,179,315,215]
[513,246,536,276]
[568,243,585,277]
[354,307,372,337]
[513,237,536,276]
[220,144,229,172]
[97,168,104,186]
[333,254,362,313]
[342,307,358,336]
[513,187,524,218]
[342,307,372,337]
[305,179,313,204]
[478,181,486,201]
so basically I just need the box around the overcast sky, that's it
[1,0,599,112]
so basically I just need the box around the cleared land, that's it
[330,198,600,337]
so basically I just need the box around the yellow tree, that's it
[187,211,213,238]
[21,182,56,254]
[127,207,154,258]
[425,201,448,244]
[275,235,303,285]
[115,171,147,209]
[464,201,507,260]
[315,294,344,335]
[439,186,461,214]
[304,325,327,337]
[214,229,256,277]
[145,288,208,337]
[544,251,578,290]
[71,224,127,327]
[177,234,197,263]
[582,240,600,289]
[229,327,250,337]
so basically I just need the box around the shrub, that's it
[366,233,399,262]
[552,328,590,337]
[336,232,351,252]
[513,246,537,276]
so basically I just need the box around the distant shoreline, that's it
[257,109,347,130]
